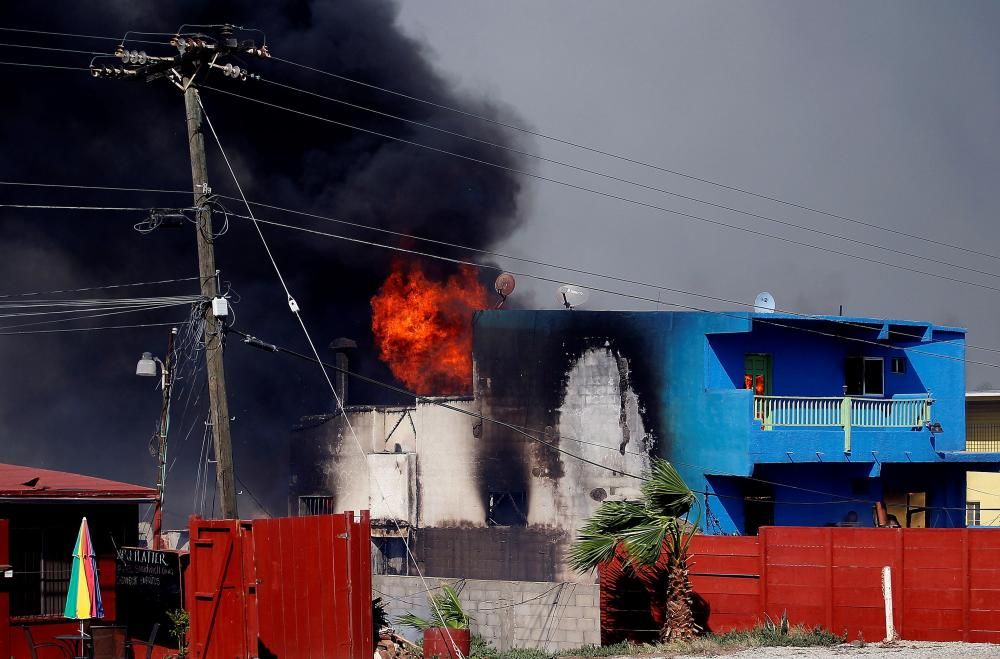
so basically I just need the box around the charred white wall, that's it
[291,344,655,582]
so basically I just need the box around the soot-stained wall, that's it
[289,310,667,582]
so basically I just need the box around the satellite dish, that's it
[558,284,589,309]
[494,273,516,308]
[754,292,776,314]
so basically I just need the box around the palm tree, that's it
[568,458,700,641]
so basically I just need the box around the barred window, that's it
[10,527,74,617]
[299,495,337,516]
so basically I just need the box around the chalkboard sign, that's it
[115,548,183,647]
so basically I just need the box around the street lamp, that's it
[136,352,161,379]
[136,329,177,549]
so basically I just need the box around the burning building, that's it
[290,307,998,583]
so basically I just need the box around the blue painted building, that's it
[469,309,1000,535]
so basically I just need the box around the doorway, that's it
[744,354,772,396]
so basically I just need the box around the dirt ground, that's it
[666,642,1000,659]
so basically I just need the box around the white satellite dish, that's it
[754,292,776,314]
[558,284,590,309]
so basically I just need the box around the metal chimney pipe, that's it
[329,338,357,410]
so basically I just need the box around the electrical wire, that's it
[216,198,1000,356]
[0,275,200,299]
[0,60,89,71]
[271,54,1000,265]
[0,301,199,332]
[0,320,184,336]
[235,474,273,518]
[257,75,1000,283]
[6,31,993,266]
[202,85,1000,296]
[0,203,180,211]
[198,94,467,658]
[0,41,110,57]
[225,211,1000,369]
[0,26,167,46]
[0,180,192,195]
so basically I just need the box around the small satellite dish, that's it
[494,273,516,308]
[754,292,776,314]
[558,284,589,309]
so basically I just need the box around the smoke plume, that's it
[0,0,528,519]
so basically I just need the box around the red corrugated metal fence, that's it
[601,526,1000,644]
[187,511,372,659]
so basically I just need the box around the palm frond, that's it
[620,519,674,566]
[641,459,695,518]
[568,532,621,573]
[396,584,471,632]
[579,500,651,536]
[396,612,434,632]
[435,585,470,629]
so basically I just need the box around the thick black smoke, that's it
[0,1,527,521]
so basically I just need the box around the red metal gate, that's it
[187,512,372,659]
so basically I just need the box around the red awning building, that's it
[0,463,156,657]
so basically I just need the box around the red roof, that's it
[0,463,157,501]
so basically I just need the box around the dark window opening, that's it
[743,482,774,536]
[851,478,870,496]
[372,537,412,576]
[845,357,884,396]
[967,501,982,527]
[299,495,336,516]
[487,491,528,527]
[885,491,927,528]
[891,357,906,374]
[10,527,74,617]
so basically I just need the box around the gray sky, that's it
[397,1,1000,388]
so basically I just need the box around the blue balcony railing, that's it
[753,395,933,453]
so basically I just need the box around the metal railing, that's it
[966,423,1000,452]
[753,395,933,453]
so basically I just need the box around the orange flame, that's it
[371,261,487,395]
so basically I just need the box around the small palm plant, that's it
[568,458,700,641]
[397,584,471,631]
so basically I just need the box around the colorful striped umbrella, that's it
[64,517,104,621]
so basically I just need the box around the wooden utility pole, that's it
[184,85,238,519]
[93,26,268,519]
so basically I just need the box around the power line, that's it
[0,60,89,72]
[0,275,200,299]
[0,26,167,46]
[0,320,184,336]
[271,54,1000,265]
[0,41,110,56]
[202,84,1000,296]
[218,198,1000,356]
[0,203,171,211]
[0,180,191,195]
[257,75,1000,284]
[2,184,988,354]
[0,301,198,333]
[235,474,273,518]
[225,211,1000,369]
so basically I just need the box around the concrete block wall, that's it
[374,575,601,653]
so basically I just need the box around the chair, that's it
[91,625,127,659]
[22,626,71,659]
[125,623,159,659]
